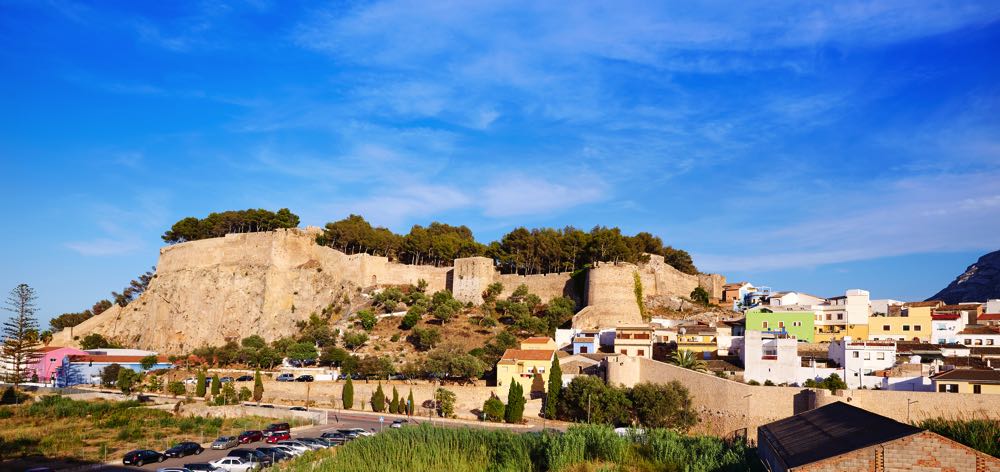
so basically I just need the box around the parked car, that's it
[183,377,198,385]
[236,375,254,382]
[298,437,331,449]
[344,427,374,437]
[238,430,264,444]
[165,441,204,458]
[209,456,259,472]
[156,468,195,472]
[390,419,408,429]
[255,447,293,462]
[211,436,239,450]
[123,449,166,466]
[227,448,272,468]
[320,431,349,444]
[275,373,295,382]
[275,440,311,453]
[289,406,307,411]
[219,376,235,383]
[388,374,408,381]
[264,422,290,434]
[270,445,302,457]
[184,464,225,472]
[264,431,291,443]
[294,375,314,382]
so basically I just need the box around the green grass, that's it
[917,418,1000,458]
[275,424,760,472]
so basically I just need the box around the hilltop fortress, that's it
[53,228,724,353]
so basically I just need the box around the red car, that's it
[265,431,291,443]
[238,430,264,444]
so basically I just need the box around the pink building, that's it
[32,346,87,383]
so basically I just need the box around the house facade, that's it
[745,308,814,342]
[956,325,1000,347]
[571,334,599,355]
[932,369,1000,394]
[496,338,556,397]
[827,338,896,389]
[613,325,654,358]
[741,330,801,385]
[674,324,719,354]
[930,313,966,345]
[60,354,173,386]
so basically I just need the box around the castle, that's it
[52,228,724,353]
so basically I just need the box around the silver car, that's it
[211,436,239,450]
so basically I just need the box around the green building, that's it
[745,308,814,342]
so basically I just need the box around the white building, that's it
[986,299,1000,315]
[769,292,826,307]
[571,332,600,355]
[931,313,966,345]
[742,330,800,385]
[956,325,1000,347]
[871,299,904,316]
[828,338,897,389]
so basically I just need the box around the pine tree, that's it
[211,373,221,396]
[407,389,415,416]
[545,355,562,419]
[196,370,207,397]
[342,377,354,409]
[372,383,386,412]
[253,369,264,403]
[2,284,41,394]
[390,386,400,414]
[505,382,525,424]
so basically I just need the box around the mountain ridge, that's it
[928,249,1000,304]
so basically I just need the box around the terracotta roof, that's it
[980,313,1000,321]
[958,325,1000,336]
[38,346,64,352]
[573,337,595,342]
[931,314,961,320]
[500,349,554,362]
[904,301,943,308]
[522,337,553,344]
[938,304,981,311]
[932,369,1000,384]
[69,355,169,363]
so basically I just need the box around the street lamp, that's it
[907,400,918,424]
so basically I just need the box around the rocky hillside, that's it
[929,249,1000,304]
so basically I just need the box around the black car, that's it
[236,375,254,382]
[228,448,272,467]
[294,375,314,382]
[320,431,349,444]
[289,406,307,411]
[183,464,218,472]
[165,441,204,458]
[256,447,293,462]
[123,449,165,466]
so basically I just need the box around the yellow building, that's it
[933,369,1000,394]
[496,338,556,397]
[614,325,654,358]
[675,324,718,354]
[867,301,940,342]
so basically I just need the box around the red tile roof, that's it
[931,369,1000,384]
[931,314,961,320]
[938,304,981,311]
[958,325,1000,336]
[68,355,169,363]
[905,301,943,308]
[522,337,553,344]
[980,314,1000,321]
[500,349,555,361]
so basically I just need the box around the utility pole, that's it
[587,394,591,423]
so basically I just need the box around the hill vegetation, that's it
[316,214,697,275]
[161,208,300,243]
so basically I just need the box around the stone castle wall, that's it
[607,355,1000,440]
[53,229,723,352]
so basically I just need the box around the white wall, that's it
[987,299,1000,314]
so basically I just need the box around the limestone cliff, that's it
[52,228,725,353]
[929,249,1000,304]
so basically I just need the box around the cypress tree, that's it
[211,373,221,396]
[407,389,415,416]
[252,369,264,403]
[390,386,400,414]
[372,383,386,412]
[505,382,525,424]
[195,370,207,397]
[545,356,562,419]
[343,377,354,409]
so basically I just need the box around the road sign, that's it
[379,416,384,423]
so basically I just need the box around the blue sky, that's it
[2,1,999,323]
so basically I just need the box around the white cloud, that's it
[329,184,473,228]
[63,193,170,257]
[480,174,608,218]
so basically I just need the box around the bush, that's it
[505,382,525,424]
[435,388,456,418]
[483,396,505,422]
[629,381,697,431]
[918,418,1000,458]
[357,309,378,331]
[371,384,386,412]
[167,381,186,397]
[411,327,441,351]
[400,310,421,330]
[101,364,123,388]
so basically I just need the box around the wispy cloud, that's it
[481,174,608,218]
[64,192,170,257]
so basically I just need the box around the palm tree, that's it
[669,350,707,372]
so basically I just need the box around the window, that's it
[964,339,972,345]
[975,339,983,345]
[826,314,832,320]
[620,349,627,354]
[852,351,860,358]
[778,321,785,328]
[988,340,995,346]
[914,325,921,331]
[902,325,910,331]
[864,352,871,360]
[877,352,885,360]
[939,384,958,393]
[762,321,768,329]
[974,384,982,394]
[580,346,588,353]
[793,321,802,327]
[837,314,843,320]
[883,325,891,331]
[637,349,645,356]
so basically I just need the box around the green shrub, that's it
[918,418,1000,458]
[482,396,505,422]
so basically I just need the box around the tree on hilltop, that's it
[162,208,300,243]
